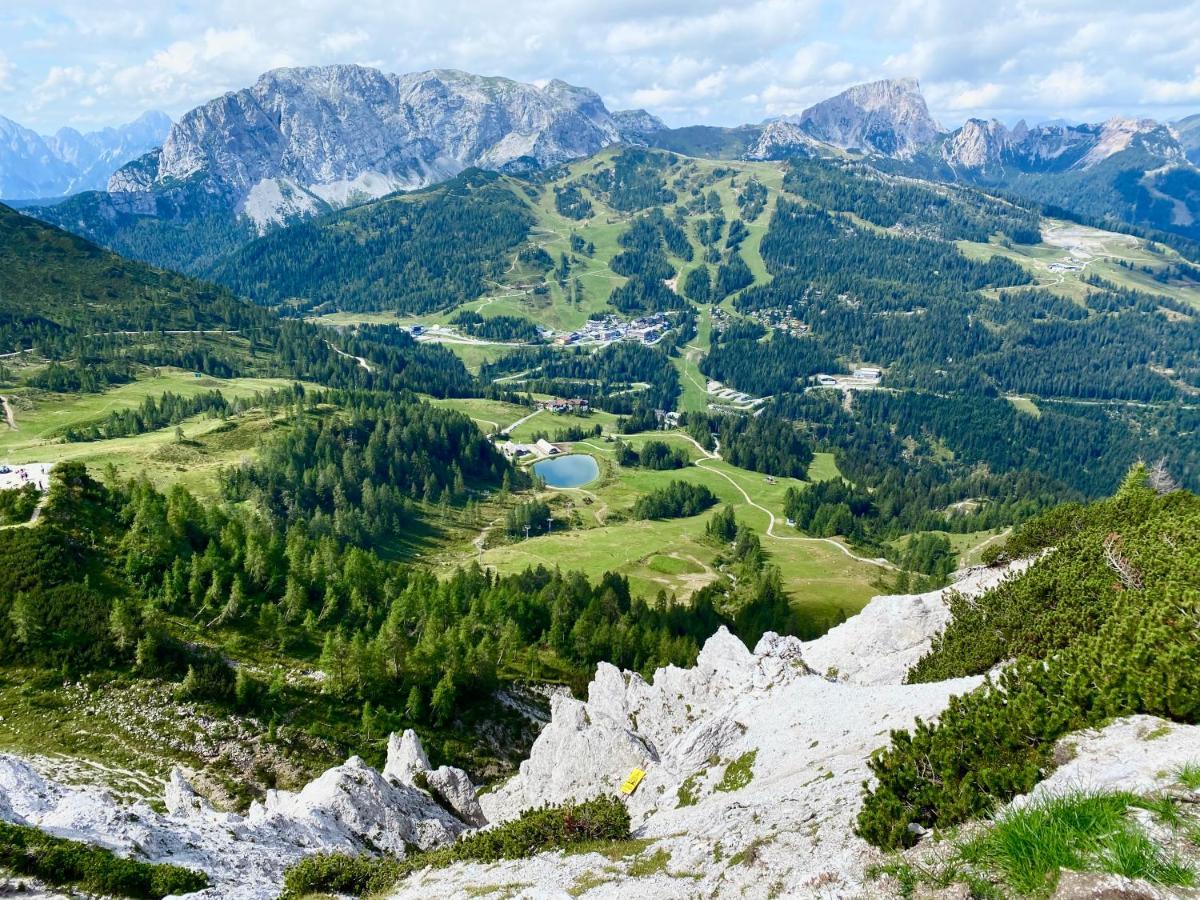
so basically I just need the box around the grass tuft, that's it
[954,792,1196,897]
[1176,761,1200,791]
[715,750,757,793]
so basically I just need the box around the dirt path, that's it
[961,527,1011,565]
[0,396,15,430]
[27,490,50,525]
[573,432,898,571]
[656,434,900,571]
[697,454,898,569]
[500,408,541,436]
[325,341,374,373]
[681,344,712,398]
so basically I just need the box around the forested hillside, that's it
[206,170,534,314]
[0,204,481,397]
[0,202,273,349]
[703,160,1200,500]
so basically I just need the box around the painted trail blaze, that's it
[620,768,647,795]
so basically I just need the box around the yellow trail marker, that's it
[620,767,647,795]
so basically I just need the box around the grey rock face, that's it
[941,116,1188,173]
[611,108,667,142]
[793,77,942,159]
[745,120,826,160]
[426,766,488,827]
[383,728,487,827]
[0,752,465,900]
[109,65,627,227]
[383,729,432,786]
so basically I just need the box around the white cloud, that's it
[320,29,370,55]
[0,54,14,93]
[3,0,1200,132]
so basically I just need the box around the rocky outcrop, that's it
[791,77,942,159]
[0,743,469,899]
[383,729,432,785]
[611,109,667,143]
[5,558,1195,899]
[383,728,486,827]
[800,560,1035,685]
[460,570,1029,898]
[745,120,827,160]
[425,766,488,828]
[940,117,1015,172]
[107,65,627,229]
[1018,715,1200,805]
[941,116,1188,174]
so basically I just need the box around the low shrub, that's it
[281,795,630,898]
[858,469,1200,850]
[858,584,1200,849]
[0,821,209,898]
[715,751,757,793]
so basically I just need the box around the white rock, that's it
[0,749,467,899]
[384,729,432,786]
[426,766,488,828]
[1016,715,1200,805]
[800,561,1036,685]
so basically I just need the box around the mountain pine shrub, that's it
[0,822,208,898]
[281,795,630,898]
[858,465,1200,849]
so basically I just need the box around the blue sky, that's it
[3,0,1200,132]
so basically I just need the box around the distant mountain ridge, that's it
[0,111,170,200]
[656,77,1200,245]
[103,65,658,230]
[25,67,1200,269]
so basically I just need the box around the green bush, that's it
[715,750,756,793]
[280,851,400,899]
[281,795,630,899]
[0,821,208,898]
[858,469,1200,849]
[0,483,40,525]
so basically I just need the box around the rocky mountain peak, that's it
[108,64,626,229]
[941,117,1013,170]
[942,112,1188,173]
[611,108,667,142]
[795,76,943,158]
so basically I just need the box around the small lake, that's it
[533,453,599,488]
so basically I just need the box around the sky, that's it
[3,0,1200,133]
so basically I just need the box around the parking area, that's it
[0,462,52,492]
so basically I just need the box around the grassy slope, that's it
[428,413,879,625]
[956,217,1200,311]
[0,369,315,497]
[310,151,787,358]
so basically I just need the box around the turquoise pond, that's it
[532,454,599,487]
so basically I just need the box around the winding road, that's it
[634,432,900,571]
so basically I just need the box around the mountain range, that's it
[15,65,1200,270]
[105,65,661,230]
[0,110,171,200]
